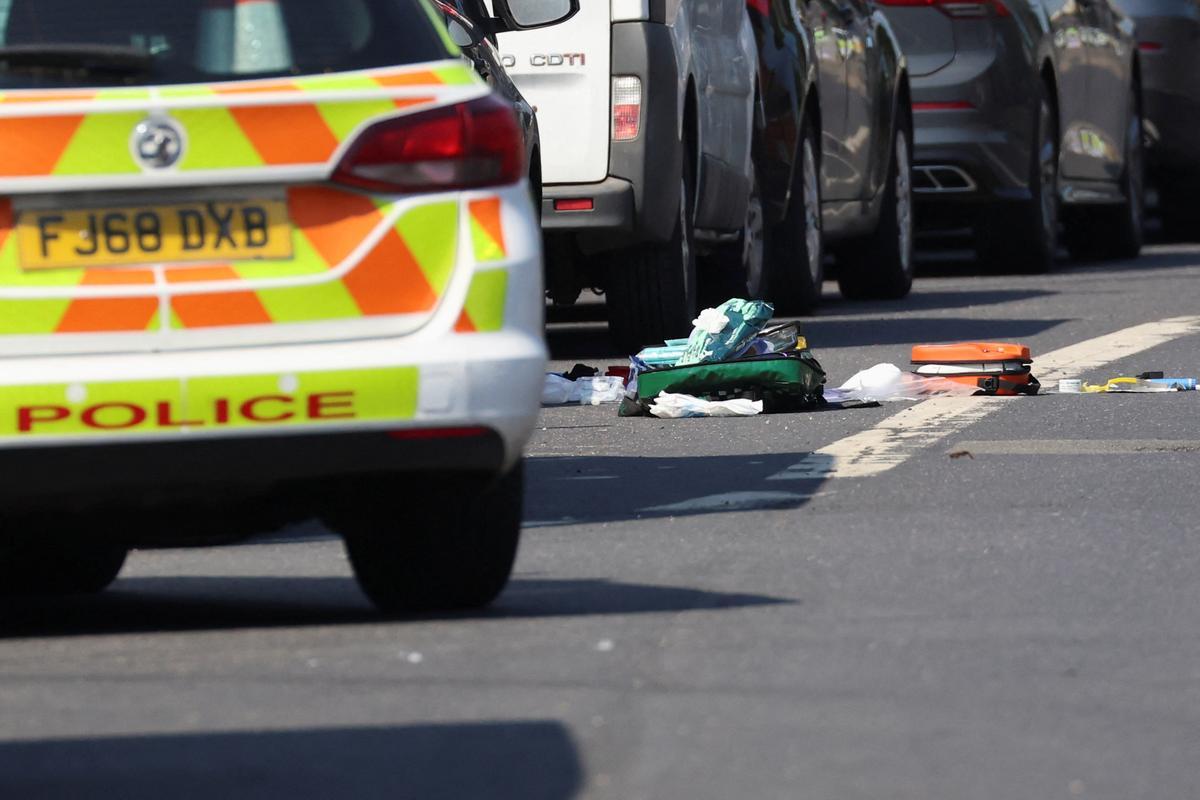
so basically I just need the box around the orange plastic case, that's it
[911,342,1039,395]
[911,342,1030,363]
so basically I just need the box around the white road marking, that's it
[1033,316,1200,383]
[640,491,817,514]
[770,315,1200,481]
[952,439,1200,455]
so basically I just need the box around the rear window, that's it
[0,0,452,89]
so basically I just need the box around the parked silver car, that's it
[880,0,1144,270]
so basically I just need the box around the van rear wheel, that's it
[334,464,524,614]
[605,156,697,353]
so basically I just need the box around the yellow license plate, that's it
[16,199,292,270]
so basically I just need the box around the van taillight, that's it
[877,0,1009,17]
[612,76,643,142]
[333,95,524,193]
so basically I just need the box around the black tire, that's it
[1156,181,1200,243]
[0,531,127,596]
[766,116,823,315]
[335,464,523,614]
[605,152,697,353]
[701,138,768,303]
[837,119,914,300]
[1063,85,1145,261]
[975,81,1059,274]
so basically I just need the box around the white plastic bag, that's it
[649,392,763,418]
[824,363,981,403]
[576,376,625,405]
[541,373,576,405]
[542,374,625,405]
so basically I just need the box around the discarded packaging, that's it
[649,393,763,419]
[823,363,980,403]
[677,298,774,366]
[1058,378,1083,393]
[1084,377,1180,393]
[542,374,625,405]
[736,323,803,358]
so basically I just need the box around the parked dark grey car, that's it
[880,0,1144,270]
[1112,0,1200,238]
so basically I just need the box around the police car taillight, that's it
[333,95,525,193]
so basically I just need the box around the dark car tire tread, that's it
[0,534,127,596]
[605,150,697,353]
[837,118,915,300]
[767,118,823,315]
[1063,86,1145,261]
[337,464,524,615]
[976,82,1059,274]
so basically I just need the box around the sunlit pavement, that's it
[5,243,1200,798]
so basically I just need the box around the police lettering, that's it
[16,391,358,433]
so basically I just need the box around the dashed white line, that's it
[769,315,1200,482]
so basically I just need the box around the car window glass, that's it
[0,0,449,88]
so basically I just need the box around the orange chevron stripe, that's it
[470,197,506,255]
[0,92,97,104]
[56,269,158,333]
[288,187,382,267]
[374,71,444,87]
[231,104,340,165]
[0,115,84,176]
[394,97,436,110]
[215,81,300,95]
[454,311,476,333]
[167,265,272,328]
[343,229,435,316]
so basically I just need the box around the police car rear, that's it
[0,0,556,611]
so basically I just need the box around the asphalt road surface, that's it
[5,243,1200,799]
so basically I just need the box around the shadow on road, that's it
[799,316,1070,349]
[821,288,1056,316]
[526,451,830,526]
[0,721,583,800]
[0,575,788,639]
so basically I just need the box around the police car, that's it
[0,0,575,612]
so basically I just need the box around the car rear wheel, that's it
[1063,86,1145,261]
[701,157,768,303]
[767,118,823,314]
[837,121,914,300]
[975,82,1058,274]
[335,464,523,614]
[1159,182,1200,242]
[605,151,697,353]
[0,529,127,596]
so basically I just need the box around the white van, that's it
[492,0,758,349]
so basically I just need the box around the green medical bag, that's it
[625,351,826,415]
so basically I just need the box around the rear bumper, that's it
[540,178,635,232]
[0,427,506,512]
[910,106,1032,203]
[0,329,545,509]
